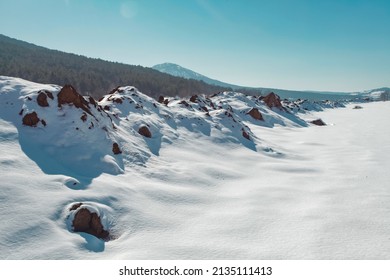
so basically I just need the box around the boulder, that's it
[138,126,152,138]
[158,95,165,103]
[22,112,40,127]
[57,85,92,115]
[37,92,49,107]
[112,142,122,154]
[262,92,283,109]
[310,119,326,126]
[246,108,263,120]
[72,208,109,239]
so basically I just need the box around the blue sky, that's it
[0,0,389,91]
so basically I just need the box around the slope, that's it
[1,76,389,259]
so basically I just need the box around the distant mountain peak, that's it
[152,63,237,89]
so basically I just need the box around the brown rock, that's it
[242,130,250,140]
[310,119,326,126]
[190,95,198,103]
[69,203,83,211]
[88,96,97,106]
[57,85,92,115]
[80,112,87,122]
[37,92,49,107]
[46,91,54,100]
[22,112,40,127]
[112,142,122,154]
[246,108,263,120]
[179,100,190,107]
[72,208,109,239]
[158,95,165,103]
[263,92,283,109]
[138,126,152,138]
[114,98,123,104]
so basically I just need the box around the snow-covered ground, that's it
[0,76,389,259]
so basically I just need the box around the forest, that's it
[0,34,230,99]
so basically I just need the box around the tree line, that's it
[0,34,230,99]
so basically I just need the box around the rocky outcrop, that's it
[112,142,122,154]
[22,112,40,126]
[57,85,92,115]
[37,92,49,107]
[190,95,198,103]
[138,126,152,138]
[72,208,109,239]
[310,119,326,126]
[263,92,283,109]
[246,108,263,120]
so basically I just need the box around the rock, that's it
[72,208,109,239]
[353,105,363,109]
[19,109,24,116]
[80,112,87,122]
[103,105,110,111]
[69,202,83,211]
[57,85,92,115]
[37,92,49,107]
[158,95,165,103]
[242,130,250,140]
[41,119,47,126]
[113,98,123,104]
[112,142,122,154]
[263,92,283,109]
[88,96,97,106]
[246,108,263,120]
[190,95,198,103]
[179,100,190,107]
[310,118,326,126]
[138,126,152,138]
[108,86,120,95]
[22,112,40,127]
[46,91,54,100]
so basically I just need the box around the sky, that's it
[0,0,389,92]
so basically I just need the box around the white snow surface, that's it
[0,76,389,259]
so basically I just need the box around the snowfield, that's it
[0,76,389,259]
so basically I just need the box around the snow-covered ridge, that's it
[1,75,385,258]
[0,75,365,182]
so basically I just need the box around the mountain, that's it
[1,75,390,259]
[153,62,238,89]
[153,63,390,101]
[0,34,228,99]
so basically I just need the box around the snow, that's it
[0,76,389,259]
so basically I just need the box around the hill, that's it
[153,63,390,101]
[153,62,239,89]
[1,76,390,259]
[0,34,229,99]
